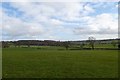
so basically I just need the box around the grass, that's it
[94,44,118,48]
[2,47,118,78]
[83,44,118,49]
[72,43,118,49]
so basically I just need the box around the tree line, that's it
[1,37,120,50]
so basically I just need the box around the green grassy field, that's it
[2,47,118,78]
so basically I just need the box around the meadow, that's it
[2,46,118,78]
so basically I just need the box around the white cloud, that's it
[83,3,95,14]
[2,2,118,40]
[57,2,95,21]
[9,2,95,21]
[73,13,118,39]
[116,4,118,8]
[50,19,63,26]
[1,0,119,2]
[2,11,44,40]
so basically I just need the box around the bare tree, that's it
[88,37,96,50]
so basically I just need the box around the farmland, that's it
[2,47,118,78]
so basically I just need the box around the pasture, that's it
[2,47,118,78]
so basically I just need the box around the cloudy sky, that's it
[1,1,119,41]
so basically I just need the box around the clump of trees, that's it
[88,37,96,50]
[2,42,9,48]
[80,43,85,49]
[63,41,70,50]
[111,40,117,48]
